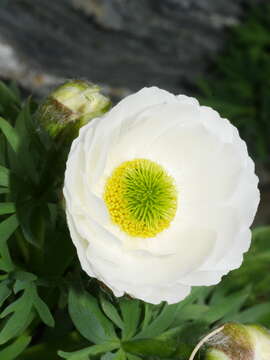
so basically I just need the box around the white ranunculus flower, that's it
[63,87,260,304]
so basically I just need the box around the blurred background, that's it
[0,0,269,222]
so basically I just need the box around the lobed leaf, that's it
[141,303,153,330]
[100,294,123,330]
[0,214,19,245]
[58,342,119,360]
[200,286,251,324]
[33,287,55,327]
[0,117,20,154]
[0,287,33,344]
[119,298,141,340]
[133,289,205,341]
[0,282,11,308]
[69,286,117,344]
[113,349,126,360]
[122,338,177,358]
[0,165,10,188]
[0,214,19,272]
[0,334,31,360]
[229,303,270,324]
[126,354,142,360]
[0,203,15,216]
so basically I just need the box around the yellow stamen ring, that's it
[103,159,178,238]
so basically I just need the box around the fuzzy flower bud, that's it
[204,323,270,360]
[36,80,111,138]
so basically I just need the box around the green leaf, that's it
[13,280,29,294]
[171,304,209,322]
[112,349,126,360]
[9,81,21,102]
[135,303,178,339]
[0,287,33,344]
[156,325,184,341]
[42,218,75,277]
[10,279,54,328]
[119,298,141,340]
[15,201,46,249]
[0,281,52,344]
[0,82,19,105]
[135,288,207,339]
[0,203,15,215]
[0,255,13,273]
[0,214,19,243]
[12,103,38,182]
[0,134,6,166]
[0,166,10,187]
[101,352,116,360]
[0,82,20,120]
[126,354,141,360]
[0,283,11,308]
[174,322,209,348]
[122,338,177,358]
[0,117,20,153]
[58,342,119,360]
[0,334,31,360]
[0,214,19,272]
[230,303,270,323]
[100,294,123,329]
[0,188,9,194]
[13,271,37,282]
[33,288,55,327]
[69,286,117,344]
[141,303,153,330]
[13,272,38,294]
[200,286,251,324]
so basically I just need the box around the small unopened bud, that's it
[36,80,111,138]
[204,323,270,360]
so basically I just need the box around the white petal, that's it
[131,283,192,305]
[179,271,226,286]
[84,87,178,194]
[86,222,216,288]
[177,94,200,106]
[200,106,235,143]
[65,210,95,278]
[100,102,200,191]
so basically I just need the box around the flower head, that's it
[63,87,259,304]
[104,158,178,238]
[205,323,270,360]
[37,80,111,138]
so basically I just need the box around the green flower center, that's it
[104,159,178,238]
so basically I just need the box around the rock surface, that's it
[0,0,259,97]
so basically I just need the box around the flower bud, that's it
[36,80,111,138]
[205,323,270,360]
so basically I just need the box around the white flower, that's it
[63,87,260,304]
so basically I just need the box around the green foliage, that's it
[0,277,54,344]
[0,76,268,360]
[0,335,31,360]
[198,3,270,162]
[119,298,141,340]
[0,81,77,359]
[68,284,117,344]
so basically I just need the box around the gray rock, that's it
[0,0,263,97]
